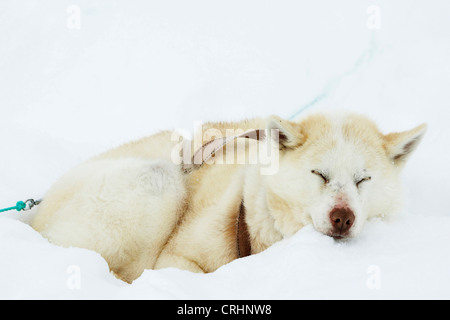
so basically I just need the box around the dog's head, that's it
[263,112,427,239]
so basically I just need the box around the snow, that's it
[1,0,450,299]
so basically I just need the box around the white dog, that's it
[32,112,426,283]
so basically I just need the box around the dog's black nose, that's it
[329,207,355,237]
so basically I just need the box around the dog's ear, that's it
[384,123,427,166]
[267,115,306,149]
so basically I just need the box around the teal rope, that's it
[0,201,27,213]
[0,199,41,213]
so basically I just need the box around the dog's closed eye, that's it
[356,176,371,188]
[311,170,329,184]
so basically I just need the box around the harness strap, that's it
[182,130,264,258]
[236,200,251,258]
[182,129,266,173]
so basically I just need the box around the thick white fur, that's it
[32,112,426,283]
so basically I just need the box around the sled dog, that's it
[32,111,426,283]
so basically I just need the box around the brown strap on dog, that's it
[236,201,251,258]
[182,130,259,258]
[182,129,266,173]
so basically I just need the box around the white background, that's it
[0,0,449,299]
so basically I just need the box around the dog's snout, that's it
[329,207,355,237]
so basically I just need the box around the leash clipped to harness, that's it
[0,198,41,213]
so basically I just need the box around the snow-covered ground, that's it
[1,0,449,299]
